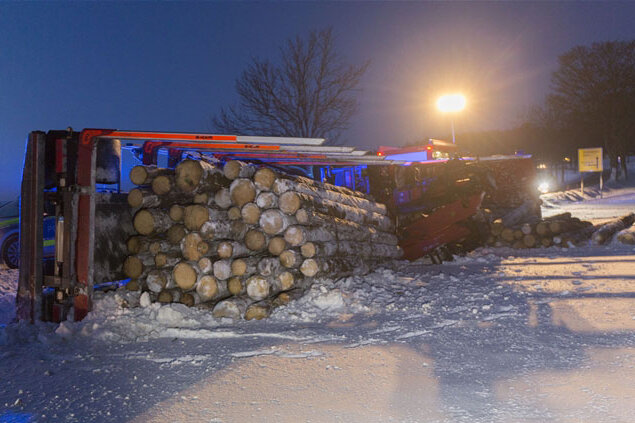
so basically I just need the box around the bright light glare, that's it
[436,94,466,113]
[538,181,550,193]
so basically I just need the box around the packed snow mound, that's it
[0,268,18,325]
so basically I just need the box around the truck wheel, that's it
[2,234,19,269]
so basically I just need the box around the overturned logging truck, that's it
[16,128,539,322]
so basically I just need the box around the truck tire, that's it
[2,233,19,269]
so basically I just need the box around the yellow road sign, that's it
[578,148,603,172]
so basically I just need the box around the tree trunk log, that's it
[282,192,394,231]
[172,261,200,290]
[273,179,387,216]
[213,259,233,281]
[241,202,261,225]
[214,188,232,209]
[223,160,256,180]
[167,224,187,245]
[217,241,251,259]
[260,209,296,235]
[123,254,154,279]
[256,192,278,209]
[616,226,635,245]
[129,165,174,186]
[151,175,174,196]
[230,178,257,207]
[253,168,277,191]
[231,257,259,277]
[175,159,228,194]
[133,209,173,236]
[183,205,227,231]
[267,237,287,256]
[592,213,635,245]
[245,229,267,251]
[146,269,175,293]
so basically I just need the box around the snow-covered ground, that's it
[1,185,634,423]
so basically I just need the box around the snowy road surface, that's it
[1,187,634,422]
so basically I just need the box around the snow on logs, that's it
[124,159,401,319]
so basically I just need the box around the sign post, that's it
[578,147,603,197]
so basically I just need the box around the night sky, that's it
[2,1,635,197]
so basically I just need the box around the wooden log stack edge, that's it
[124,160,402,320]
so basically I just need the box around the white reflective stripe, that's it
[277,145,354,153]
[237,136,325,145]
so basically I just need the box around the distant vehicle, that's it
[0,199,55,269]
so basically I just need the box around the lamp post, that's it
[436,94,466,144]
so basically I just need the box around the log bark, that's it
[273,179,387,216]
[299,257,372,278]
[133,209,172,236]
[275,173,374,200]
[200,220,247,241]
[129,165,174,186]
[175,159,228,194]
[284,221,398,247]
[592,213,635,245]
[257,257,281,277]
[230,178,257,207]
[285,193,394,232]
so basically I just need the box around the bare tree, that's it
[212,28,369,145]
[545,41,635,179]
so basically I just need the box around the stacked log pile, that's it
[123,159,401,320]
[486,209,635,248]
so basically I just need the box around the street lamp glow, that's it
[436,94,466,113]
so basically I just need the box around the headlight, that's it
[537,181,550,193]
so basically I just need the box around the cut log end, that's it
[151,175,172,195]
[246,275,270,301]
[279,249,301,268]
[300,258,319,277]
[245,229,266,251]
[129,166,150,186]
[227,207,242,221]
[300,242,316,258]
[227,276,243,295]
[254,168,277,191]
[217,241,233,259]
[230,178,257,207]
[279,191,301,215]
[169,205,185,222]
[167,224,186,245]
[184,205,209,231]
[231,259,247,276]
[241,202,261,225]
[196,275,219,300]
[278,271,295,291]
[123,256,144,279]
[173,262,197,290]
[175,159,204,193]
[267,237,286,256]
[127,188,144,208]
